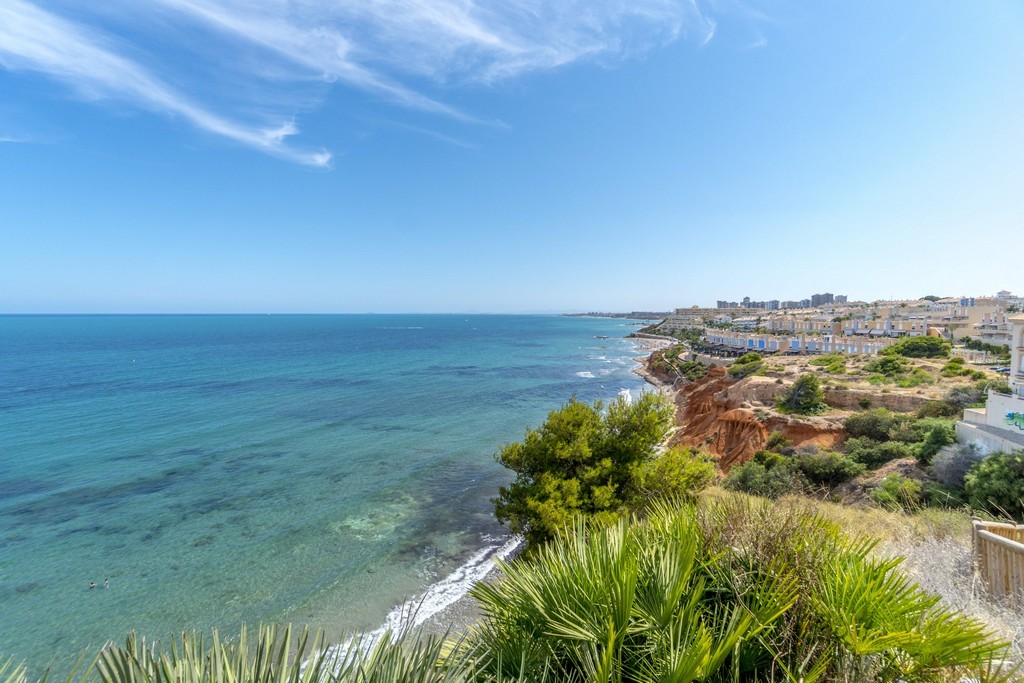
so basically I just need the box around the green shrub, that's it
[865,355,910,377]
[734,351,762,364]
[917,400,960,418]
[895,367,934,388]
[872,473,923,511]
[728,353,765,379]
[940,357,985,381]
[845,437,915,468]
[991,379,1013,394]
[843,408,901,441]
[940,358,966,377]
[765,429,791,452]
[884,336,952,358]
[885,416,946,443]
[810,353,846,373]
[796,449,865,486]
[777,374,828,415]
[915,421,956,465]
[923,480,970,508]
[857,397,872,409]
[724,457,805,499]
[676,360,708,381]
[632,446,717,506]
[964,450,1024,520]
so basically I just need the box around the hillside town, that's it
[648,289,1022,360]
[639,288,1024,462]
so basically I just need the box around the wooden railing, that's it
[973,519,1024,604]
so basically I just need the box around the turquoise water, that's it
[0,315,651,669]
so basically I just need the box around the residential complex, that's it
[661,291,1020,358]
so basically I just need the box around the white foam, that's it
[325,535,523,660]
[618,388,633,404]
[575,371,596,378]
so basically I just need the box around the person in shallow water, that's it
[104,579,109,588]
[88,582,96,590]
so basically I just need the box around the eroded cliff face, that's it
[660,366,845,472]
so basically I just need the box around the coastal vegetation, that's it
[726,352,764,379]
[649,344,708,382]
[726,408,957,501]
[493,393,713,548]
[468,498,1012,682]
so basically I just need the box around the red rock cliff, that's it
[664,367,845,472]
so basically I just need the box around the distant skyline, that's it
[1,1,1022,313]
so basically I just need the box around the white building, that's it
[957,315,1024,453]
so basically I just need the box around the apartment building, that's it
[958,315,1024,453]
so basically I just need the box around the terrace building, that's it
[957,315,1024,454]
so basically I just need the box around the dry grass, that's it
[701,487,1024,658]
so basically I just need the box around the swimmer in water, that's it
[89,582,96,590]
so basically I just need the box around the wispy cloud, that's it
[746,31,768,49]
[0,0,723,165]
[0,134,32,143]
[0,0,330,165]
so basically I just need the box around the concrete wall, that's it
[956,421,1024,456]
[985,392,1024,431]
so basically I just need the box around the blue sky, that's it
[1,1,1022,313]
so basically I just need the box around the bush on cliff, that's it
[865,354,910,378]
[796,448,865,486]
[777,374,828,415]
[871,473,923,512]
[844,408,903,441]
[631,445,717,506]
[724,451,806,498]
[845,437,915,468]
[728,352,764,379]
[915,420,956,465]
[493,392,674,548]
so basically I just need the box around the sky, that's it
[1,1,1022,313]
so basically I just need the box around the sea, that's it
[0,314,655,670]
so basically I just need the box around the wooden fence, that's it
[973,518,1024,605]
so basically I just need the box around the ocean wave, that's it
[618,388,633,404]
[326,535,523,659]
[575,371,596,378]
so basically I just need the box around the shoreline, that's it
[408,337,675,639]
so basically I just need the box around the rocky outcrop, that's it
[822,388,931,412]
[666,368,845,472]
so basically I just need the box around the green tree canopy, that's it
[777,374,828,415]
[493,392,674,547]
[884,335,951,359]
